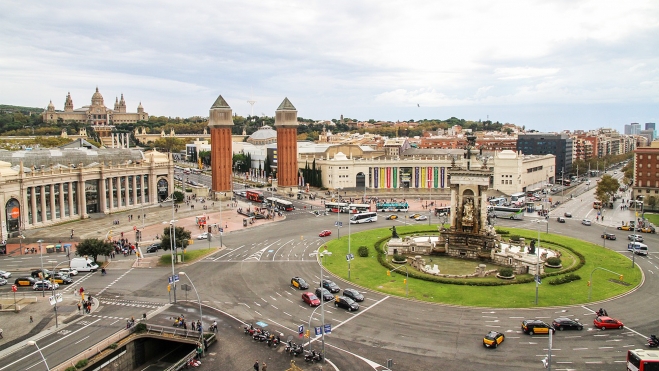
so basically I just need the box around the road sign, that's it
[168,275,180,284]
[315,326,322,336]
[219,227,224,233]
[180,284,191,291]
[298,325,304,335]
[56,293,63,302]
[334,221,343,227]
[346,253,354,261]
[11,284,17,292]
[324,324,331,334]
[48,296,56,305]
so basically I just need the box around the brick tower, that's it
[274,97,299,187]
[209,95,234,195]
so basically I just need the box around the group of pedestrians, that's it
[77,299,92,314]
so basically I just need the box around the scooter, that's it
[291,344,304,356]
[648,335,659,348]
[284,341,295,353]
[596,308,608,317]
[243,324,256,336]
[305,350,321,362]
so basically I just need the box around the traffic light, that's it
[619,275,624,281]
[387,270,391,276]
[587,281,591,286]
[305,330,310,338]
[403,279,407,284]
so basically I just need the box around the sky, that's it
[1,0,657,132]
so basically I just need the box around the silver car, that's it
[581,219,592,226]
[0,270,11,279]
[628,234,644,242]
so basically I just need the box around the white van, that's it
[628,242,649,256]
[70,258,99,272]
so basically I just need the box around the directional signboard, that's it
[324,324,332,334]
[168,274,180,284]
[315,326,322,336]
[298,325,304,337]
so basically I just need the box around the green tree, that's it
[648,196,657,211]
[594,175,620,205]
[153,137,186,153]
[160,226,192,251]
[199,150,211,167]
[264,154,272,178]
[76,238,114,263]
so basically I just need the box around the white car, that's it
[628,234,644,242]
[581,219,592,226]
[197,232,209,240]
[58,268,78,277]
[0,270,11,279]
[415,215,428,221]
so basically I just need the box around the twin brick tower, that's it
[208,95,299,197]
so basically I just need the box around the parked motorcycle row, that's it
[242,324,324,362]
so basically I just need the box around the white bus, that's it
[488,206,524,220]
[350,212,378,224]
[510,192,526,205]
[489,197,506,206]
[348,203,370,213]
[325,202,348,213]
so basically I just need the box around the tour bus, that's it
[245,190,264,203]
[488,206,524,220]
[627,349,659,371]
[348,204,370,213]
[325,202,348,213]
[350,212,378,224]
[510,192,526,204]
[489,197,506,206]
[375,202,409,212]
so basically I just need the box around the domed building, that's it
[246,125,277,145]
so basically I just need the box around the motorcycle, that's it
[253,330,269,342]
[648,335,659,348]
[596,308,608,317]
[284,341,295,353]
[267,334,281,347]
[305,350,322,362]
[243,324,256,336]
[291,344,304,357]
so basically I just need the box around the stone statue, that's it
[528,239,536,255]
[390,225,399,239]
[461,198,474,224]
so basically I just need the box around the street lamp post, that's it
[179,272,204,345]
[163,218,178,303]
[27,340,50,371]
[533,219,547,305]
[37,240,45,297]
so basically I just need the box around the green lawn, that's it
[158,247,217,265]
[320,225,641,308]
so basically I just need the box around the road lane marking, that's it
[74,335,90,344]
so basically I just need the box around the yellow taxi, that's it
[14,277,36,286]
[521,320,555,335]
[50,273,73,285]
[483,331,505,348]
[617,225,632,231]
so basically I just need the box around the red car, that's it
[319,230,332,237]
[301,292,321,307]
[594,316,624,330]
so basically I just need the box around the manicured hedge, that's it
[549,273,581,285]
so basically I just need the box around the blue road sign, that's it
[315,326,322,336]
[168,275,180,284]
[298,325,304,335]
[324,324,331,334]
[219,227,224,233]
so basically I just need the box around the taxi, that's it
[14,276,36,286]
[386,215,398,220]
[617,225,632,231]
[290,276,309,290]
[483,331,505,348]
[521,319,555,335]
[50,273,73,285]
[640,227,656,234]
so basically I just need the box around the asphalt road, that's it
[1,170,656,370]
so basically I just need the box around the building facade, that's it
[43,88,148,125]
[0,148,173,240]
[632,143,659,205]
[275,98,299,187]
[517,133,573,175]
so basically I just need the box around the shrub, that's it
[358,245,369,257]
[498,267,514,277]
[134,323,147,333]
[75,359,88,369]
[392,254,407,262]
[509,235,521,241]
[549,273,581,285]
[65,367,77,371]
[546,257,562,266]
[108,343,118,349]
[496,229,510,235]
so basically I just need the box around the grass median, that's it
[320,225,641,308]
[158,247,217,265]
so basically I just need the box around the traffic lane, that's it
[0,254,71,272]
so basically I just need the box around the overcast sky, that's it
[1,1,657,132]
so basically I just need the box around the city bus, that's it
[434,205,451,216]
[488,206,524,220]
[325,202,348,213]
[265,197,295,211]
[245,190,264,203]
[510,192,526,204]
[350,212,378,224]
[489,197,506,206]
[348,203,370,213]
[627,349,659,370]
[375,202,409,212]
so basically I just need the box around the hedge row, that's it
[549,273,581,285]
[374,229,587,286]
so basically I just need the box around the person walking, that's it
[0,328,3,339]
[30,316,33,323]
[262,362,267,371]
[253,360,259,371]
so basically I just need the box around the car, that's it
[301,292,321,307]
[386,215,398,220]
[14,276,36,286]
[33,281,58,291]
[415,215,428,221]
[521,320,555,335]
[482,331,505,348]
[343,288,364,302]
[196,232,209,240]
[321,279,340,293]
[315,287,334,301]
[31,269,52,279]
[581,219,592,226]
[556,217,566,223]
[334,296,359,311]
[614,171,618,174]
[0,278,7,286]
[564,212,572,218]
[640,226,656,234]
[617,225,632,231]
[291,277,309,290]
[146,245,160,253]
[552,317,583,331]
[409,214,421,219]
[594,316,624,330]
[0,270,11,279]
[50,273,73,285]
[57,268,78,277]
[628,234,644,242]
[319,230,332,237]
[601,233,616,240]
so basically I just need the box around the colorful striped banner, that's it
[373,167,378,188]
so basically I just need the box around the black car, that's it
[521,319,555,335]
[601,233,617,240]
[315,287,334,301]
[552,317,583,331]
[291,277,309,290]
[321,279,340,293]
[343,288,364,302]
[31,269,52,279]
[146,243,161,253]
[334,296,359,311]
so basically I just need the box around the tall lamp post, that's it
[37,240,45,297]
[335,189,342,239]
[533,219,547,305]
[27,340,49,371]
[162,217,178,303]
[179,272,204,345]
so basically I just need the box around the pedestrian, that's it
[191,321,196,331]
[253,360,259,371]
[77,302,81,312]
[0,328,3,339]
[262,362,267,371]
[30,315,33,323]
